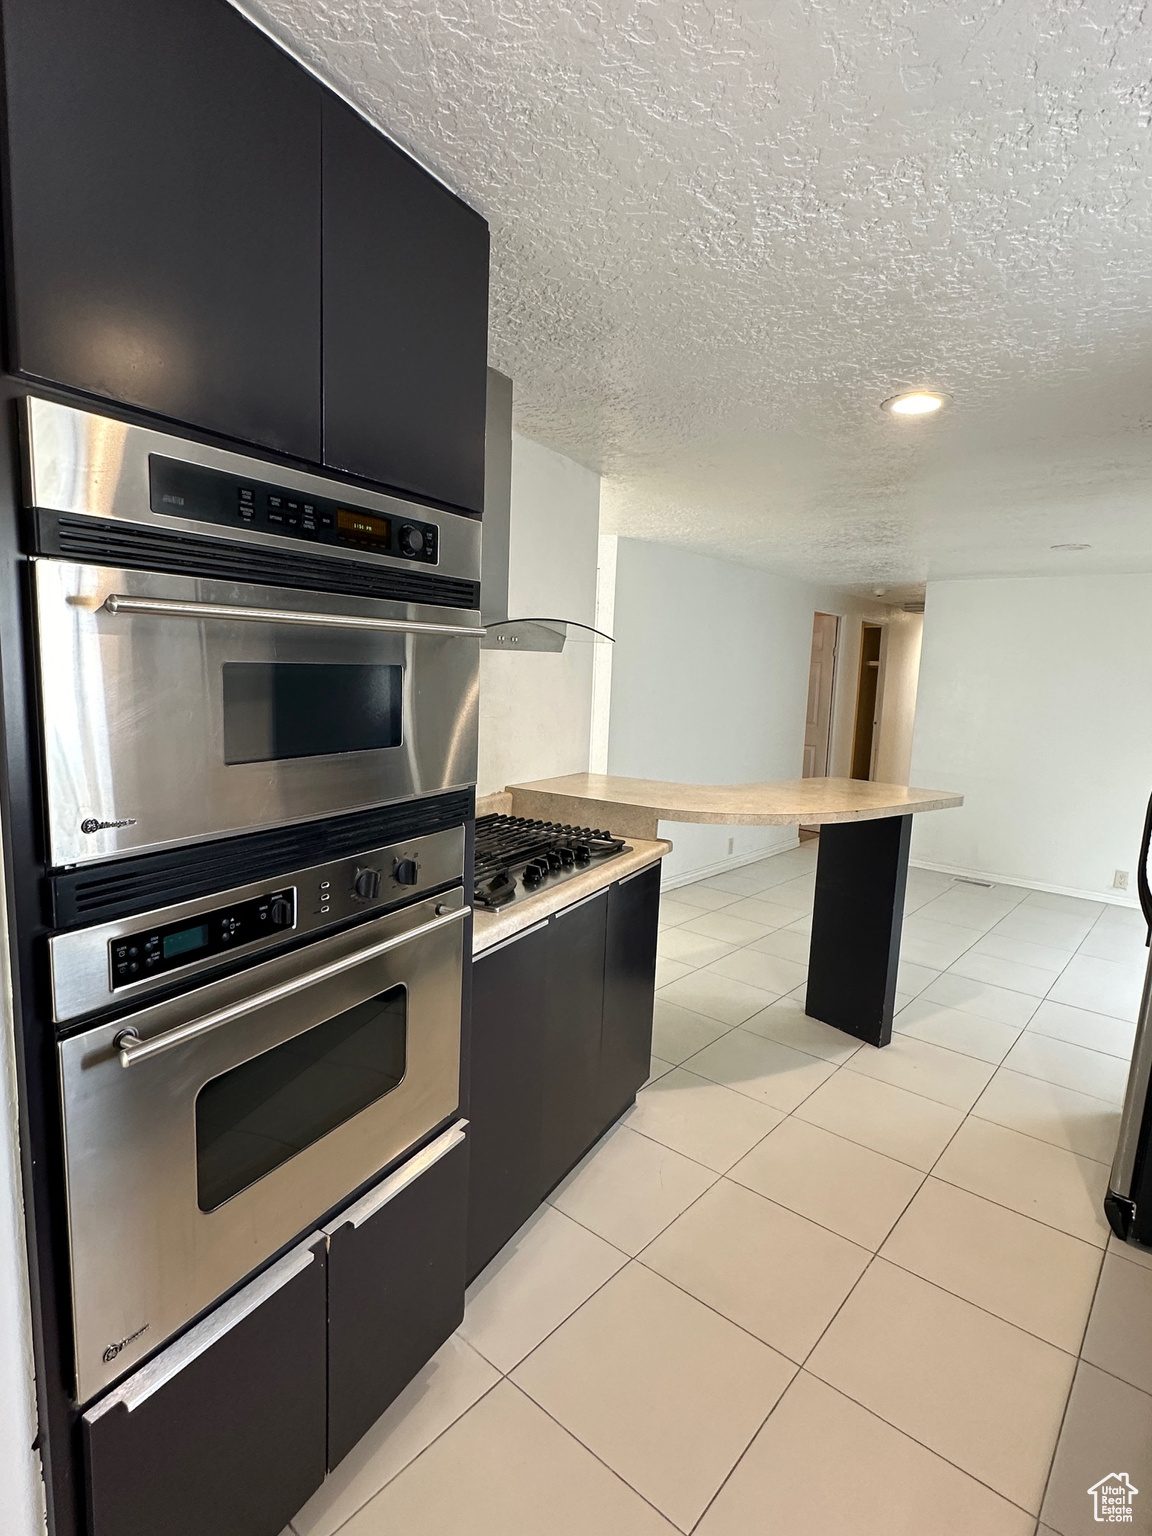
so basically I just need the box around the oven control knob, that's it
[398,525,426,557]
[352,867,382,901]
[269,898,293,927]
[393,857,420,886]
[522,862,544,888]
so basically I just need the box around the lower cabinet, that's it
[326,1123,469,1468]
[83,1238,328,1536]
[83,1122,469,1536]
[599,865,662,1123]
[466,920,549,1281]
[539,890,609,1195]
[467,864,661,1283]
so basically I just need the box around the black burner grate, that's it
[474,813,628,909]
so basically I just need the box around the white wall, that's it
[910,575,1152,902]
[476,434,601,795]
[605,539,846,884]
[874,611,924,784]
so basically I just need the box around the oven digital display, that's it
[336,508,392,549]
[162,923,210,961]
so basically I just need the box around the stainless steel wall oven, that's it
[25,398,480,1413]
[22,397,482,868]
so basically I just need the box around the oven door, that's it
[33,558,481,867]
[58,888,466,1404]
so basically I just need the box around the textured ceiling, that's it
[242,0,1152,589]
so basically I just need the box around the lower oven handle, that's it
[102,592,485,639]
[113,903,469,1068]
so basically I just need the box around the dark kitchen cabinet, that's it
[599,864,661,1122]
[1,0,323,460]
[322,95,490,513]
[466,922,550,1281]
[82,1237,327,1536]
[539,890,609,1196]
[466,868,663,1279]
[326,1124,469,1469]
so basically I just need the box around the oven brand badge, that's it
[80,817,137,834]
[102,1324,149,1364]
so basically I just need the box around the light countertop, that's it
[472,836,671,956]
[506,773,963,841]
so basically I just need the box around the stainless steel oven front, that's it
[58,885,467,1404]
[22,394,482,868]
[33,558,481,866]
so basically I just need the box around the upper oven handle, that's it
[113,903,469,1069]
[101,593,486,639]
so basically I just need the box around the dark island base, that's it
[805,814,913,1049]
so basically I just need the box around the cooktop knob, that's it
[575,844,592,863]
[546,850,562,870]
[352,867,382,901]
[398,525,425,557]
[393,857,420,886]
[558,846,576,867]
[269,898,293,927]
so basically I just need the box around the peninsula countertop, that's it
[506,773,964,841]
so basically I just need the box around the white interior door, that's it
[804,612,839,777]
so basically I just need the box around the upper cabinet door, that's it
[322,96,489,514]
[1,0,322,460]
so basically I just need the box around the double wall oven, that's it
[24,398,481,1409]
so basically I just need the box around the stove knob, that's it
[558,846,575,866]
[393,857,419,886]
[522,863,544,888]
[575,844,592,864]
[269,898,294,927]
[546,850,562,870]
[398,525,426,557]
[352,867,382,901]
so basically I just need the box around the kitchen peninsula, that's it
[508,774,964,1048]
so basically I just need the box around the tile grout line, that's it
[502,1377,699,1535]
[319,1374,507,1536]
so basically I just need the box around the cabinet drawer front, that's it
[326,1124,469,1468]
[83,1237,327,1536]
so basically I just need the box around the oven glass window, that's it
[222,662,402,764]
[195,986,407,1211]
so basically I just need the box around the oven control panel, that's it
[50,824,466,1022]
[110,890,296,988]
[149,455,440,564]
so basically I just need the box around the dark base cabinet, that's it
[467,865,662,1284]
[600,865,661,1123]
[539,891,609,1196]
[326,1125,469,1468]
[467,922,549,1280]
[82,1123,470,1536]
[83,1238,328,1536]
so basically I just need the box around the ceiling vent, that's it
[902,600,926,613]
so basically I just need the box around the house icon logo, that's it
[1088,1473,1139,1522]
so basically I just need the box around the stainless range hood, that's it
[480,368,611,653]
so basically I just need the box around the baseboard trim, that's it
[911,858,1141,910]
[661,832,800,892]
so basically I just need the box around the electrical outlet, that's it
[1114,870,1130,891]
[727,837,734,856]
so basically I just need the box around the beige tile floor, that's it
[287,842,1152,1536]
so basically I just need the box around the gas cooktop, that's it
[474,814,631,911]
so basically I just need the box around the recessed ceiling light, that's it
[881,391,946,417]
[1051,543,1091,551]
